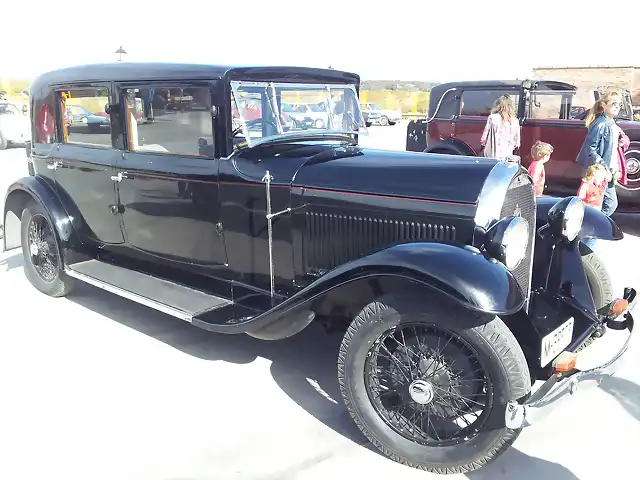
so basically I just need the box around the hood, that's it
[293,147,497,205]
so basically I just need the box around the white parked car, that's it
[0,101,30,149]
[359,102,402,126]
[282,102,329,129]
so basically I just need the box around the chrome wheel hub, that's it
[29,242,39,256]
[626,156,640,175]
[409,379,435,405]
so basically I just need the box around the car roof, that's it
[428,79,577,117]
[31,62,360,89]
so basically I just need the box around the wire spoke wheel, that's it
[27,213,59,282]
[364,322,493,447]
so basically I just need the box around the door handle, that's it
[110,171,130,182]
[46,161,62,170]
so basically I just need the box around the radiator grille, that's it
[499,172,536,299]
[304,212,456,272]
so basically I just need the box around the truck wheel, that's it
[338,292,530,474]
[20,200,74,297]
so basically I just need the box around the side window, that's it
[529,91,571,120]
[35,102,57,144]
[58,87,112,147]
[460,90,520,117]
[123,85,214,156]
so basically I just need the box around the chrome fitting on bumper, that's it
[505,288,636,429]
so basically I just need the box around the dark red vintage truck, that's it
[406,80,640,212]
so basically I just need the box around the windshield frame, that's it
[230,80,368,148]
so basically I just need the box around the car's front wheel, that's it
[338,291,530,474]
[20,199,74,297]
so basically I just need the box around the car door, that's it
[53,83,125,244]
[519,89,585,194]
[454,88,521,155]
[114,82,228,268]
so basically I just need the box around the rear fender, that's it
[244,242,525,338]
[2,177,78,261]
[536,196,623,241]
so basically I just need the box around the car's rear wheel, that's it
[20,200,74,297]
[379,115,389,126]
[338,291,530,474]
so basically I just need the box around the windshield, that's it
[230,80,367,147]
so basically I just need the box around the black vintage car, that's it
[2,63,636,474]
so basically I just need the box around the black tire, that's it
[20,199,74,297]
[379,115,389,126]
[582,251,614,313]
[338,291,530,474]
[576,250,614,351]
[389,121,397,126]
[0,132,7,150]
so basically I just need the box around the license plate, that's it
[540,317,575,367]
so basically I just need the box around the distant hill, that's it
[361,80,438,91]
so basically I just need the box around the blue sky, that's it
[3,0,638,82]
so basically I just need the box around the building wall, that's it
[531,66,639,107]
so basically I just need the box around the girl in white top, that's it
[480,94,520,160]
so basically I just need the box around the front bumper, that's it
[505,287,636,429]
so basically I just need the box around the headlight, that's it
[547,196,584,242]
[484,216,529,269]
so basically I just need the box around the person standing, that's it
[575,90,625,216]
[480,94,520,160]
[528,140,554,197]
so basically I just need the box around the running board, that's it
[65,260,231,321]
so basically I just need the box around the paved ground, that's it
[1,124,639,480]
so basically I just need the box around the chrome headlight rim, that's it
[548,196,585,242]
[484,216,530,270]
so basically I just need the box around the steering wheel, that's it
[232,117,279,137]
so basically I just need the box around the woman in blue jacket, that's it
[575,90,625,216]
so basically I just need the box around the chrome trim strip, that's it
[474,161,522,230]
[64,267,194,321]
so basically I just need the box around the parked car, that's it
[65,104,111,133]
[2,63,635,474]
[0,101,30,149]
[360,101,402,126]
[283,102,329,129]
[406,79,640,211]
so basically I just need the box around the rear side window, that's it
[461,90,520,117]
[36,103,57,144]
[58,87,112,147]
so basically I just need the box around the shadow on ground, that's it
[598,375,640,422]
[0,251,24,271]
[63,281,587,477]
[67,281,371,448]
[466,448,579,479]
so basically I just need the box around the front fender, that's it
[245,242,525,337]
[2,176,76,256]
[536,196,623,241]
